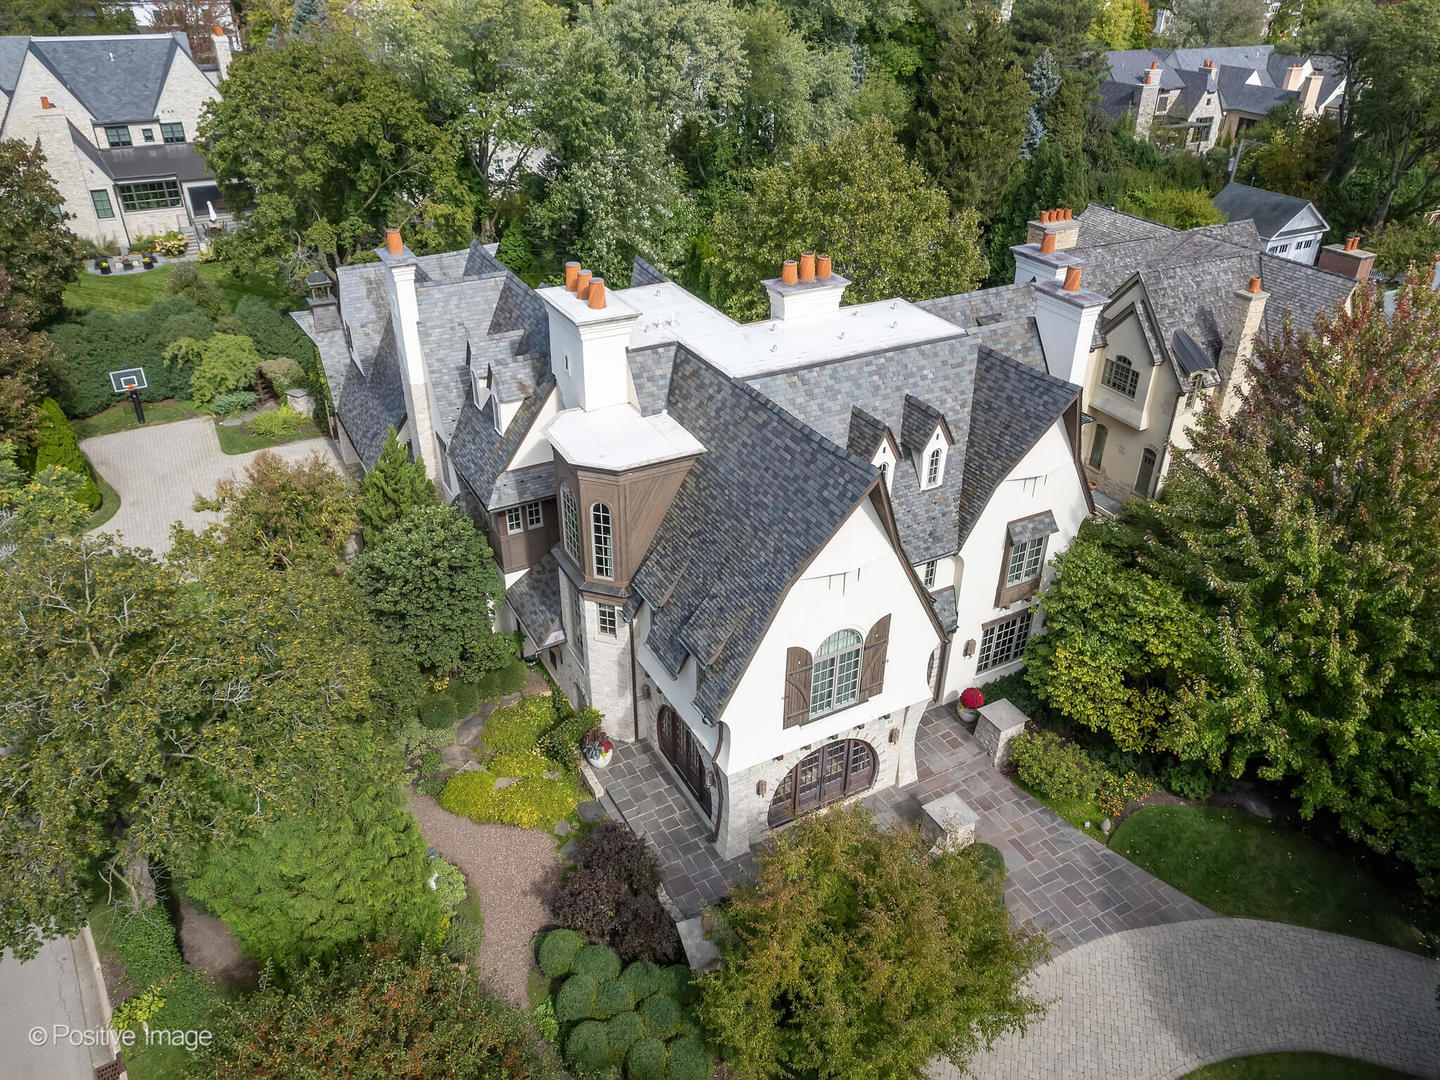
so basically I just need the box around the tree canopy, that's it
[0,140,84,326]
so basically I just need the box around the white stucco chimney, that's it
[538,263,641,413]
[212,26,233,81]
[380,228,443,484]
[1033,266,1109,386]
[763,253,849,321]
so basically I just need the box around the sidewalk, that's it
[0,930,116,1080]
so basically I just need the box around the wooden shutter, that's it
[859,614,891,701]
[783,647,813,728]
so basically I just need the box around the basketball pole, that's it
[129,389,145,425]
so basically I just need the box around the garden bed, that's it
[214,410,323,455]
[1181,1051,1422,1079]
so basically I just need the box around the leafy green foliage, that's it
[210,390,259,416]
[359,428,438,540]
[556,971,600,1023]
[538,927,584,978]
[0,0,136,35]
[621,960,664,1001]
[607,1010,645,1058]
[196,942,568,1079]
[431,859,467,910]
[1117,185,1226,229]
[1008,729,1102,801]
[666,1037,714,1080]
[244,404,307,438]
[419,691,460,730]
[658,965,697,1005]
[260,356,305,393]
[626,1037,667,1080]
[0,139,83,325]
[1159,0,1265,46]
[484,695,556,754]
[594,978,636,1019]
[638,992,681,1039]
[574,944,623,981]
[113,904,213,1030]
[438,769,581,830]
[567,1019,614,1071]
[707,118,986,321]
[351,503,511,679]
[441,910,483,963]
[0,272,60,449]
[697,805,1046,1079]
[168,332,261,404]
[488,749,552,779]
[32,398,99,510]
[166,262,225,317]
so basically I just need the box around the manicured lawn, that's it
[215,417,323,455]
[64,262,295,316]
[86,465,121,531]
[72,399,200,439]
[1110,806,1424,952]
[1182,1051,1421,1079]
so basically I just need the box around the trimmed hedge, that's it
[666,1037,713,1080]
[606,1010,645,1057]
[566,1019,612,1072]
[594,978,635,1019]
[621,960,663,1002]
[537,928,583,978]
[639,992,681,1040]
[626,1037,667,1080]
[573,944,623,981]
[555,972,599,1023]
[33,398,99,509]
[658,965,697,1005]
[418,691,459,730]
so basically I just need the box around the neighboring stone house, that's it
[1011,206,1365,506]
[0,28,235,251]
[294,237,1100,858]
[1102,46,1345,152]
[1213,182,1329,264]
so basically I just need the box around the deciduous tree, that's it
[1160,0,1265,47]
[0,140,84,325]
[0,272,59,449]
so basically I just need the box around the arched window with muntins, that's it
[1102,354,1140,398]
[591,502,613,579]
[810,629,862,717]
[560,485,580,563]
[767,740,877,827]
[926,447,943,486]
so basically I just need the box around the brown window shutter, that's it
[784,647,813,728]
[859,614,891,701]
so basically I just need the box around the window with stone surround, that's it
[161,122,185,143]
[104,125,131,147]
[90,190,114,219]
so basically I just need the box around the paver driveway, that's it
[941,919,1440,1080]
[81,416,342,554]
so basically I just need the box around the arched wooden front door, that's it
[657,706,712,818]
[767,739,877,828]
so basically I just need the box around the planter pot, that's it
[142,256,155,269]
[584,748,613,769]
[958,707,979,730]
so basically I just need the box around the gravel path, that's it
[410,794,561,1008]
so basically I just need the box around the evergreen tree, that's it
[914,9,1031,218]
[359,428,437,541]
[1022,49,1062,160]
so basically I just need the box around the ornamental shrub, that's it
[441,911,482,963]
[573,944,623,981]
[166,262,223,314]
[606,1010,644,1057]
[621,961,663,1001]
[538,928,583,978]
[211,390,258,416]
[538,709,592,768]
[1008,729,1102,802]
[1159,757,1229,800]
[473,656,528,703]
[555,972,599,1023]
[451,680,481,718]
[245,404,307,439]
[638,992,681,1039]
[657,965,696,1006]
[578,821,662,894]
[484,696,555,754]
[594,978,635,1019]
[549,821,682,963]
[626,1036,667,1080]
[666,1037,713,1080]
[173,332,262,404]
[32,399,99,509]
[429,859,467,910]
[260,355,305,392]
[419,691,459,730]
[439,770,580,830]
[565,1019,612,1072]
[489,750,551,779]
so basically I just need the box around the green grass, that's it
[64,262,296,316]
[86,463,121,531]
[215,417,323,455]
[1111,806,1424,953]
[1182,1051,1421,1079]
[72,399,199,439]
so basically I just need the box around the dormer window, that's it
[925,447,943,487]
[1186,373,1206,411]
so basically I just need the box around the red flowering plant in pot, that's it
[959,687,984,726]
[581,726,614,768]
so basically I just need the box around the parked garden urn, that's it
[581,727,614,769]
[958,686,985,728]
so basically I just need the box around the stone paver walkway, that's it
[82,416,341,554]
[868,706,1211,952]
[939,919,1440,1080]
[410,794,561,1008]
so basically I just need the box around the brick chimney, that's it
[212,25,233,80]
[1316,235,1375,281]
[764,253,848,320]
[539,262,640,412]
[378,228,444,487]
[1218,275,1268,415]
[1033,266,1109,386]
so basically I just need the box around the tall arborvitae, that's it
[359,427,438,541]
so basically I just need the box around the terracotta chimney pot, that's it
[799,252,816,282]
[385,228,403,256]
[40,96,50,109]
[817,254,832,279]
[782,260,798,285]
[575,269,592,300]
[1041,210,1053,224]
[1246,276,1262,294]
[213,24,224,35]
[1040,231,1057,255]
[1345,235,1360,252]
[1064,208,1073,221]
[1063,266,1083,291]
[564,261,580,291]
[587,279,606,309]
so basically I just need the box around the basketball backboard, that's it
[109,367,148,393]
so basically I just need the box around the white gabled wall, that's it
[505,386,559,470]
[944,420,1089,698]
[718,496,939,774]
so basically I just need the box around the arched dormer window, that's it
[1102,354,1140,398]
[560,485,580,564]
[926,447,943,487]
[590,502,613,579]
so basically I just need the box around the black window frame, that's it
[160,122,186,143]
[103,125,132,147]
[117,178,182,212]
[89,189,115,220]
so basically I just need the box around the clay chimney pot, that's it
[385,228,403,256]
[1063,266,1083,291]
[575,269,592,300]
[782,260,798,285]
[587,279,606,309]
[213,24,224,35]
[40,96,50,109]
[817,254,832,279]
[1040,232,1057,255]
[1345,235,1360,252]
[1041,210,1053,224]
[1247,276,1262,294]
[564,261,580,292]
[799,252,816,282]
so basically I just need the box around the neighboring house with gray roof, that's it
[0,28,236,251]
[294,236,1099,859]
[1213,182,1329,264]
[1103,47,1344,152]
[1011,204,1362,505]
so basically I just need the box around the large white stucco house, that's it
[0,28,235,251]
[294,234,1107,858]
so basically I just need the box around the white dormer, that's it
[872,436,897,493]
[921,426,948,489]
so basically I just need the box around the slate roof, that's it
[101,141,213,182]
[1213,182,1326,240]
[506,551,565,647]
[630,256,671,288]
[16,33,193,124]
[917,284,1048,372]
[1216,66,1294,115]
[633,351,878,720]
[846,407,887,458]
[931,587,957,632]
[336,321,407,467]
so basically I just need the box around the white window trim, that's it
[598,603,618,637]
[923,560,937,589]
[506,506,524,534]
